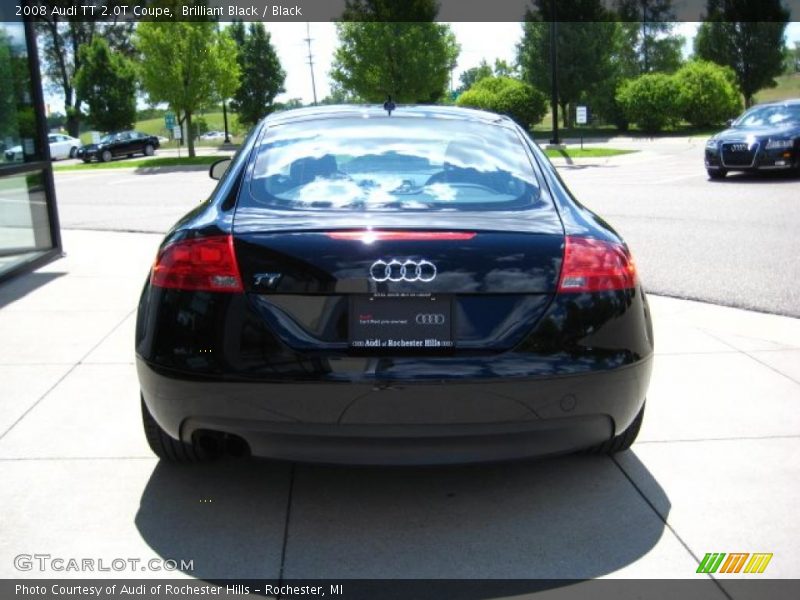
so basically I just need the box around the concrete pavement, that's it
[0,229,798,589]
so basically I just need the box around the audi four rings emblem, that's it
[370,259,437,282]
[416,313,445,325]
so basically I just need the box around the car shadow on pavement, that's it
[135,451,670,589]
[0,271,64,309]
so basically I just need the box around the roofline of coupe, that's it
[263,104,517,128]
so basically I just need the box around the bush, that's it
[673,60,742,128]
[616,73,679,133]
[457,76,547,129]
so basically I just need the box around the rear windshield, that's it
[246,116,542,212]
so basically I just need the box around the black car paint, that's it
[77,131,160,162]
[705,100,800,175]
[136,106,653,464]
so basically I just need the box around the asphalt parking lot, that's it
[52,136,800,316]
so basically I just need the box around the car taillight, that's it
[151,235,243,292]
[557,236,637,293]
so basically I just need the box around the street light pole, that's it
[222,101,230,144]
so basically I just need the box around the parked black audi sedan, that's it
[76,130,159,163]
[136,105,653,465]
[705,99,800,179]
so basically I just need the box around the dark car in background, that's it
[76,130,159,163]
[136,105,653,465]
[705,99,800,179]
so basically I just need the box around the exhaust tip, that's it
[224,435,250,458]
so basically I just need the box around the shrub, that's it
[673,60,742,127]
[616,73,679,133]
[457,76,547,129]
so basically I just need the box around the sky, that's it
[42,21,800,113]
[266,21,800,105]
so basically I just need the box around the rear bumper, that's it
[137,355,651,465]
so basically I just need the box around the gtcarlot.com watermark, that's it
[14,553,194,573]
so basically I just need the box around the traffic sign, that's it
[576,105,588,125]
[164,112,176,130]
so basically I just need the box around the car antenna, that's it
[383,95,396,116]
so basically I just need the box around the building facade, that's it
[0,17,61,283]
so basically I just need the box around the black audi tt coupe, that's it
[705,99,800,179]
[136,105,653,465]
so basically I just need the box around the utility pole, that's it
[304,22,318,105]
[549,8,560,145]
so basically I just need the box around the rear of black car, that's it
[135,107,653,464]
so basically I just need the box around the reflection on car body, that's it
[136,105,653,466]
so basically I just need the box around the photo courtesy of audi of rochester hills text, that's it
[1,1,799,599]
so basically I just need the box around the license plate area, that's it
[349,295,454,353]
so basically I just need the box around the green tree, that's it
[457,76,547,129]
[517,0,618,128]
[673,60,742,127]
[616,72,678,132]
[136,21,240,157]
[35,6,135,137]
[694,0,789,107]
[332,0,459,103]
[614,1,683,74]
[228,22,285,127]
[74,37,137,132]
[457,60,493,94]
[0,29,16,140]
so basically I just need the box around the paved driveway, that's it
[0,230,798,592]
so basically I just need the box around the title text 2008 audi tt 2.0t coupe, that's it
[136,105,654,465]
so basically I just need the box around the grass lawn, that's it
[754,73,800,104]
[53,156,221,171]
[78,111,245,146]
[543,147,637,159]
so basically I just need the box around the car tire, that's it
[141,396,210,463]
[144,144,155,157]
[100,149,112,163]
[587,402,645,454]
[69,147,77,158]
[707,168,727,180]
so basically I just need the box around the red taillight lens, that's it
[327,230,476,242]
[151,235,243,292]
[557,236,637,293]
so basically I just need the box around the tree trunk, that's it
[560,102,570,129]
[66,110,80,138]
[186,110,195,158]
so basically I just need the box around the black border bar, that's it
[4,0,799,23]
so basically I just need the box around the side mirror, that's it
[725,119,734,127]
[209,157,231,180]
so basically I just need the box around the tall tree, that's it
[457,60,493,94]
[517,0,618,128]
[228,22,285,127]
[614,1,683,74]
[136,21,240,157]
[694,0,789,106]
[74,37,137,132]
[35,4,135,137]
[331,0,459,103]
